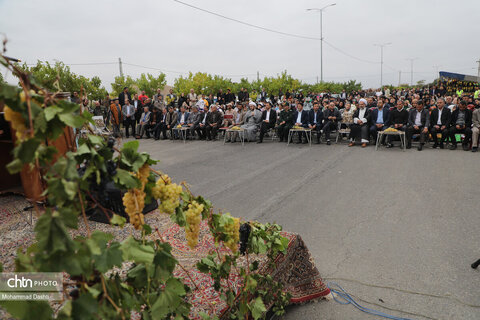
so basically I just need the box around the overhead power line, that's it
[174,0,384,67]
[323,40,379,64]
[173,0,319,40]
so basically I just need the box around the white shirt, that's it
[202,113,207,124]
[296,111,302,123]
[437,108,443,125]
[266,110,270,122]
[180,113,185,123]
[414,111,422,126]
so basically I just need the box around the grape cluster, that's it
[224,217,240,253]
[4,105,27,142]
[239,223,251,255]
[122,188,145,229]
[151,174,183,215]
[185,201,204,248]
[136,164,150,186]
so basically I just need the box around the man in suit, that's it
[448,100,472,151]
[349,98,370,148]
[118,87,132,107]
[224,89,235,104]
[429,98,451,149]
[277,103,293,142]
[132,94,143,126]
[155,108,168,140]
[177,105,190,127]
[322,102,342,145]
[292,102,309,144]
[146,107,160,139]
[386,100,409,148]
[135,106,151,139]
[187,106,202,140]
[195,106,209,140]
[122,100,136,138]
[206,105,223,140]
[406,100,430,151]
[258,102,277,143]
[308,102,323,144]
[369,97,390,144]
[166,106,179,140]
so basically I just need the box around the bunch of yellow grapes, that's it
[4,106,27,142]
[151,174,183,214]
[185,200,204,248]
[224,217,240,253]
[122,188,146,229]
[136,164,150,186]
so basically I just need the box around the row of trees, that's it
[17,61,362,100]
[173,71,362,96]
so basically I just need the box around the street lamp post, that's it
[374,42,391,88]
[307,3,336,83]
[406,58,418,86]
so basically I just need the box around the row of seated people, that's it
[132,98,480,152]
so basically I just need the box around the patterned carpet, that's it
[0,194,330,319]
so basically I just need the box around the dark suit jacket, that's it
[118,92,132,106]
[166,111,178,127]
[408,108,430,127]
[308,110,323,126]
[429,108,451,127]
[177,112,190,125]
[353,108,371,125]
[323,108,342,123]
[370,107,390,126]
[206,111,223,127]
[450,108,472,128]
[261,109,277,128]
[292,110,309,127]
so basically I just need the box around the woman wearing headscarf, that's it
[241,101,262,141]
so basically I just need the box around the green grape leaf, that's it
[6,158,23,174]
[150,278,186,319]
[143,224,152,235]
[249,297,267,320]
[71,292,98,320]
[34,111,48,133]
[14,138,41,163]
[170,206,186,227]
[58,112,86,128]
[44,105,63,121]
[35,209,74,255]
[110,214,126,227]
[0,301,53,320]
[121,236,155,264]
[94,242,123,273]
[113,168,139,189]
[87,134,104,145]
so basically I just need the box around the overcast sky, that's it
[1,0,479,91]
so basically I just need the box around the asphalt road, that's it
[133,136,480,320]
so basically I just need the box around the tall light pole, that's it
[374,42,391,88]
[406,58,418,86]
[307,3,336,83]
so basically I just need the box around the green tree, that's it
[19,61,108,100]
[135,73,167,97]
[110,75,136,97]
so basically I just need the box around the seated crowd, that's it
[87,85,480,152]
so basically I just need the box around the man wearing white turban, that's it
[349,98,371,147]
[241,102,262,141]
